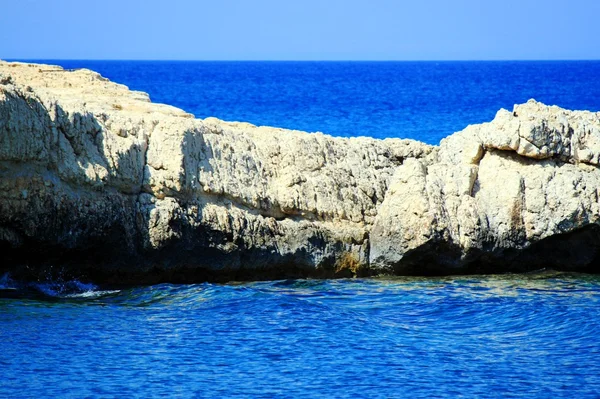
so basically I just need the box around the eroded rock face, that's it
[0,61,433,282]
[1,62,599,283]
[370,100,600,274]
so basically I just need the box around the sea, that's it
[2,61,600,398]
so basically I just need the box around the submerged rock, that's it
[0,61,599,283]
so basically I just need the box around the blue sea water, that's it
[3,61,600,397]
[1,273,600,398]
[29,60,600,144]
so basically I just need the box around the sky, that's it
[1,0,599,60]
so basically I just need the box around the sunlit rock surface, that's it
[1,61,599,283]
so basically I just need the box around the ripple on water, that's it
[1,272,600,398]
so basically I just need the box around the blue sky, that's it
[2,0,599,60]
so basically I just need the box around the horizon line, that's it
[4,58,600,63]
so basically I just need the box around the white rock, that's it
[1,61,599,282]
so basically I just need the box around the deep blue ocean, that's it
[3,61,600,398]
[28,60,600,144]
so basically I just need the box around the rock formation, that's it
[371,102,600,274]
[1,61,599,283]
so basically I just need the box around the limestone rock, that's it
[1,61,599,283]
[370,99,600,274]
[0,61,432,282]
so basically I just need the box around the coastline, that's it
[1,60,600,284]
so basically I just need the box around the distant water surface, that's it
[25,60,600,144]
[1,273,600,398]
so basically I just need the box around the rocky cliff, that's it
[1,61,599,283]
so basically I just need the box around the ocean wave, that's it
[0,272,119,300]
